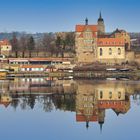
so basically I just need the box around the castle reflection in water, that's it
[0,78,140,129]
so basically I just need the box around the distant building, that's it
[0,39,12,56]
[75,12,131,65]
[20,65,44,72]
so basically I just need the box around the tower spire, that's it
[100,123,103,133]
[85,18,88,25]
[86,121,89,129]
[100,11,102,19]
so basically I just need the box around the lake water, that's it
[0,78,140,140]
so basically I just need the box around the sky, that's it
[0,0,139,33]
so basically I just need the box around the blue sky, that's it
[0,0,139,33]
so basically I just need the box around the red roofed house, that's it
[0,39,12,56]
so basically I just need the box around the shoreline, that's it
[1,70,140,80]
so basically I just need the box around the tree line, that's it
[10,32,75,58]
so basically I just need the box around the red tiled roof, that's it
[76,25,98,32]
[21,65,44,68]
[0,39,11,46]
[98,38,125,47]
[29,58,71,61]
[9,57,71,62]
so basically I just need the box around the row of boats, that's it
[106,68,131,72]
[106,77,130,81]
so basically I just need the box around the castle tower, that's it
[97,12,105,35]
[75,18,98,64]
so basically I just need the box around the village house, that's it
[0,39,12,56]
[20,65,45,72]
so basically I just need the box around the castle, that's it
[75,12,133,65]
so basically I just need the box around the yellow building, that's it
[111,29,131,50]
[0,39,12,56]
[97,38,125,64]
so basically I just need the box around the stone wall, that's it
[125,51,135,62]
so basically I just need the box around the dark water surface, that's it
[0,78,140,140]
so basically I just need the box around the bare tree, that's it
[10,33,19,57]
[42,33,55,56]
[27,36,35,58]
[19,35,28,58]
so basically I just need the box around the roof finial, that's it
[100,11,102,19]
[85,18,88,25]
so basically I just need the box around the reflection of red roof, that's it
[0,102,11,108]
[76,115,98,122]
[98,100,126,109]
[76,25,98,32]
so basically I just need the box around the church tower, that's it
[97,12,105,35]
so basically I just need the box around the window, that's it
[100,91,103,99]
[99,41,102,45]
[109,48,112,55]
[100,48,103,56]
[118,92,121,99]
[109,92,112,99]
[118,48,121,55]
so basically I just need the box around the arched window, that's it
[100,91,103,99]
[109,48,112,55]
[118,48,121,55]
[109,92,112,99]
[100,48,103,56]
[118,92,121,99]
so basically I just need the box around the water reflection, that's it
[0,78,140,131]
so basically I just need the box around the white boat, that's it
[119,78,130,81]
[106,68,117,71]
[68,76,73,79]
[0,69,9,72]
[119,68,130,71]
[106,78,116,81]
